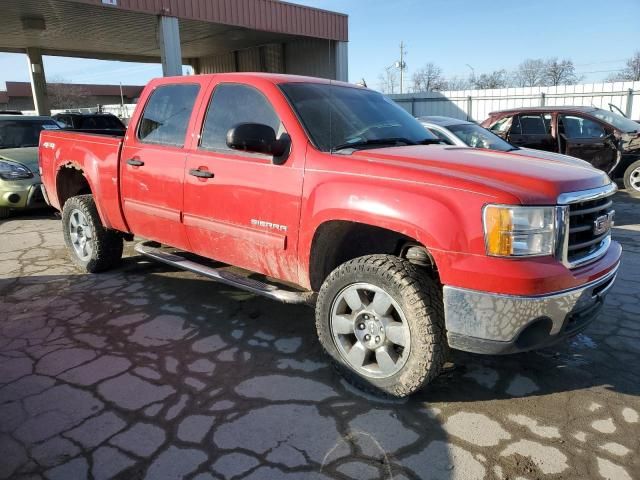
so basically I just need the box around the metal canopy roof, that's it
[1,0,348,63]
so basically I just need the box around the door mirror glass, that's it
[226,123,287,157]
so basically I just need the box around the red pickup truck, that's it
[39,73,621,397]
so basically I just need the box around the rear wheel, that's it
[623,159,640,197]
[62,195,123,273]
[316,254,446,397]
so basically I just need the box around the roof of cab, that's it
[489,106,598,115]
[151,72,356,89]
[418,116,472,127]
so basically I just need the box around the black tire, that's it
[315,254,446,397]
[0,207,9,220]
[62,195,123,273]
[623,159,640,197]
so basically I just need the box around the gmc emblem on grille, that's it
[593,212,614,236]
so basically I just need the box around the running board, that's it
[134,241,315,305]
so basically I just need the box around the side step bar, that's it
[134,241,315,305]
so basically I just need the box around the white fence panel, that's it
[391,81,640,123]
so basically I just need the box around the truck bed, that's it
[39,129,127,231]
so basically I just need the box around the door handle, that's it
[126,158,144,167]
[189,168,215,179]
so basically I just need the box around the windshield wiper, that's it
[331,137,439,152]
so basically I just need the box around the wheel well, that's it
[308,220,436,291]
[56,165,91,208]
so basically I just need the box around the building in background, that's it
[0,0,348,115]
[0,81,143,112]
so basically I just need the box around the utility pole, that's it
[396,41,407,94]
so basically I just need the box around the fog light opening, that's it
[8,193,20,204]
[515,317,553,350]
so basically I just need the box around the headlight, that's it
[0,160,33,180]
[483,205,556,257]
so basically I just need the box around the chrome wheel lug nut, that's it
[364,334,371,341]
[375,336,381,343]
[358,323,366,330]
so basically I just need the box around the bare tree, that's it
[544,58,582,86]
[607,51,640,82]
[513,58,547,87]
[378,66,399,94]
[47,77,91,109]
[472,70,508,89]
[443,75,473,91]
[411,63,446,92]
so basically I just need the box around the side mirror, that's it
[226,123,288,158]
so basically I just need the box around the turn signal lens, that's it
[483,205,556,257]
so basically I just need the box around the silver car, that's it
[418,116,593,168]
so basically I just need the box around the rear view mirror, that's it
[226,123,288,158]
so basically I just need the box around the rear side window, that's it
[200,83,282,152]
[137,84,200,147]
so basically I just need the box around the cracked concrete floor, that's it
[0,192,639,480]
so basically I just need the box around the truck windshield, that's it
[0,119,59,149]
[448,123,516,152]
[591,108,639,133]
[279,82,439,152]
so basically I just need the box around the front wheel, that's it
[62,195,123,273]
[623,159,640,197]
[315,255,446,397]
[0,207,9,220]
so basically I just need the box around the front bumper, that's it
[0,181,46,209]
[443,263,619,354]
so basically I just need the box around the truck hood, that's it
[348,145,610,204]
[0,147,40,175]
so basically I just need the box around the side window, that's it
[137,84,200,147]
[490,116,512,133]
[200,83,283,153]
[517,114,548,135]
[559,115,606,139]
[58,116,72,128]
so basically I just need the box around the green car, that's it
[0,115,60,219]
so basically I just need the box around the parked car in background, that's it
[53,112,126,135]
[481,107,640,194]
[418,116,594,168]
[0,115,58,218]
[40,73,620,397]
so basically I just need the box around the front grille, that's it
[566,195,614,265]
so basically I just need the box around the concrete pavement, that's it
[0,193,639,480]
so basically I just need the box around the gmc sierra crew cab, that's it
[39,73,621,397]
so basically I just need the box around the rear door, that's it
[182,80,305,283]
[557,114,617,172]
[508,113,556,151]
[120,82,203,250]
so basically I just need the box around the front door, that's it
[508,113,556,151]
[182,81,304,284]
[557,114,617,172]
[120,83,201,250]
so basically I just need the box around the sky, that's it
[0,0,638,90]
